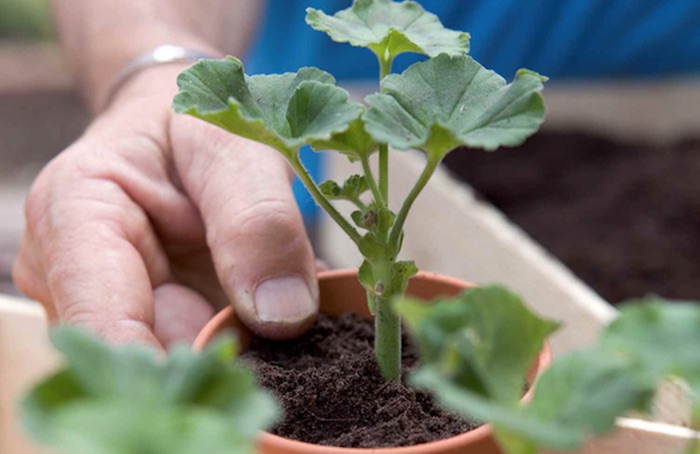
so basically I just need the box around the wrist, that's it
[102,63,194,115]
[81,26,222,112]
[98,45,218,112]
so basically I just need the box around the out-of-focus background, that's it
[0,0,89,295]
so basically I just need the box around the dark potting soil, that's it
[443,131,700,304]
[241,313,478,448]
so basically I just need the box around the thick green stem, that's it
[389,154,442,251]
[289,155,362,245]
[370,55,402,382]
[378,57,392,203]
[375,292,401,381]
[372,258,401,381]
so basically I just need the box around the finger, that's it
[171,118,319,340]
[153,283,215,349]
[13,233,53,317]
[24,163,170,348]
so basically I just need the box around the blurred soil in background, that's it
[445,132,700,304]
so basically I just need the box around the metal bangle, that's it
[99,45,216,110]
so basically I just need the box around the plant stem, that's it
[375,292,401,381]
[289,155,362,245]
[360,153,385,207]
[378,57,392,204]
[388,154,442,251]
[379,144,389,204]
[349,196,368,211]
[372,55,401,382]
[373,258,401,381]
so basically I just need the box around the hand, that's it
[13,65,319,349]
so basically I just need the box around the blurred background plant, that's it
[0,0,52,40]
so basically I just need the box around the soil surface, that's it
[444,131,700,304]
[242,313,477,448]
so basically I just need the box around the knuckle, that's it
[12,254,40,299]
[209,198,304,248]
[23,172,54,234]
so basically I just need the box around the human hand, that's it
[13,65,319,349]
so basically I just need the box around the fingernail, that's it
[254,276,317,323]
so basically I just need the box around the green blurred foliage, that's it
[0,0,52,40]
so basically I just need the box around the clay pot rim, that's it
[193,269,553,454]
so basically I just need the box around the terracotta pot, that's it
[194,269,552,454]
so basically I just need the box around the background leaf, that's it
[364,55,546,157]
[22,327,278,454]
[306,0,469,63]
[600,299,700,420]
[398,286,558,404]
[402,291,700,454]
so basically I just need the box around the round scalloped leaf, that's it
[173,56,364,157]
[364,54,546,158]
[309,117,377,161]
[306,0,469,63]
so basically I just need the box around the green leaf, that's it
[351,210,366,228]
[320,174,370,202]
[403,293,700,454]
[397,286,559,404]
[358,260,377,314]
[410,368,574,454]
[351,202,396,232]
[48,328,161,399]
[22,327,278,454]
[173,56,363,157]
[358,232,390,261]
[40,402,256,454]
[319,180,343,199]
[411,350,652,454]
[600,299,700,418]
[364,55,546,158]
[520,350,653,444]
[385,260,418,297]
[309,117,377,161]
[306,0,469,63]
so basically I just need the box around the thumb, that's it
[172,119,319,339]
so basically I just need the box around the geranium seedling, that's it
[173,0,546,382]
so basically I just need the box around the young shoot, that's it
[173,0,546,382]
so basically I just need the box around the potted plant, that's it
[175,0,551,451]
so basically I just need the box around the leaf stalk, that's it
[289,154,362,245]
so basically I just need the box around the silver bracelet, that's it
[99,45,216,110]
